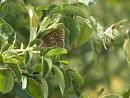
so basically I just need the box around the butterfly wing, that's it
[41,28,65,48]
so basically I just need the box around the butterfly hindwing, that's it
[41,28,65,48]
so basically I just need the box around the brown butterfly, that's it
[40,28,65,48]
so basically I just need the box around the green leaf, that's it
[29,38,41,47]
[8,64,22,82]
[43,58,53,77]
[0,71,14,94]
[123,39,130,65]
[36,5,49,19]
[123,88,130,98]
[0,53,4,64]
[58,60,69,65]
[5,57,19,64]
[34,64,43,73]
[62,16,79,45]
[53,66,65,95]
[41,78,48,98]
[25,51,33,65]
[10,82,33,98]
[63,5,88,18]
[50,5,88,18]
[2,2,29,45]
[0,34,5,50]
[45,48,67,57]
[36,5,49,11]
[72,81,81,97]
[49,5,63,15]
[38,16,50,33]
[26,5,39,42]
[38,14,62,34]
[67,69,84,87]
[46,4,57,15]
[0,2,8,18]
[76,23,92,46]
[27,78,42,98]
[87,16,104,38]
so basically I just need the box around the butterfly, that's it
[40,28,65,48]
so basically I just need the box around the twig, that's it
[0,67,38,79]
[3,47,33,54]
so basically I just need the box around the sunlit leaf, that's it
[5,58,19,64]
[38,14,63,34]
[26,5,39,42]
[58,60,69,65]
[45,48,67,57]
[38,16,50,33]
[36,4,49,19]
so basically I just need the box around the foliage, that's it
[0,0,130,98]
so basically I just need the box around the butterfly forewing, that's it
[41,28,65,48]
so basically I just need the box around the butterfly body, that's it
[41,28,65,48]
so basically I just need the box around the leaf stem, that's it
[3,47,40,58]
[3,47,33,54]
